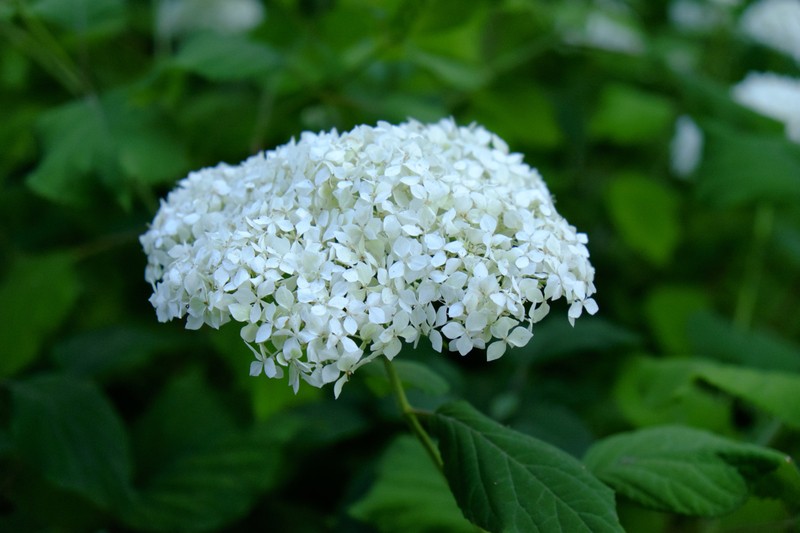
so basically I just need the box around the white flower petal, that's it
[249,361,263,376]
[487,341,506,362]
[507,327,533,348]
[441,322,465,339]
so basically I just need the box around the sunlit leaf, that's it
[431,401,623,532]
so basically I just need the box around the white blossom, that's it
[141,119,598,396]
[156,0,264,39]
[740,0,800,64]
[670,115,704,177]
[732,72,800,143]
[669,0,736,33]
[559,2,645,55]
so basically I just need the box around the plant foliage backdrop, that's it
[1,0,800,531]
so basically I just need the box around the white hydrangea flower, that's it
[732,72,800,143]
[670,115,704,178]
[669,0,735,33]
[141,119,597,396]
[559,2,645,55]
[740,0,800,64]
[156,0,264,39]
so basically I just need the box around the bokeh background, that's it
[1,0,799,531]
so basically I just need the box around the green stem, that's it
[383,358,444,471]
[2,1,92,95]
[734,203,774,331]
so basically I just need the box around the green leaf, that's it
[0,253,80,377]
[10,374,133,509]
[644,285,711,354]
[124,371,300,532]
[470,84,563,148]
[687,311,800,373]
[26,97,113,207]
[30,0,126,35]
[509,403,596,459]
[173,32,280,81]
[408,0,488,33]
[132,370,238,477]
[613,357,734,433]
[697,363,800,428]
[123,422,298,533]
[26,91,189,207]
[522,316,640,365]
[584,426,799,516]
[696,121,800,207]
[431,401,623,533]
[350,436,474,533]
[589,84,675,145]
[606,173,681,265]
[615,357,800,429]
[408,47,489,91]
[52,325,190,381]
[117,127,189,185]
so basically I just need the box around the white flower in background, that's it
[732,72,800,143]
[670,115,704,177]
[156,0,264,39]
[559,1,645,55]
[141,119,598,396]
[669,0,735,33]
[740,0,800,63]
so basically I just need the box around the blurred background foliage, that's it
[1,0,799,531]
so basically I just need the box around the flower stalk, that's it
[383,358,443,471]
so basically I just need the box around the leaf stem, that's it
[383,357,443,471]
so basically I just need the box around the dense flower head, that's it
[141,119,597,396]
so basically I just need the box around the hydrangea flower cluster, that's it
[141,119,597,396]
